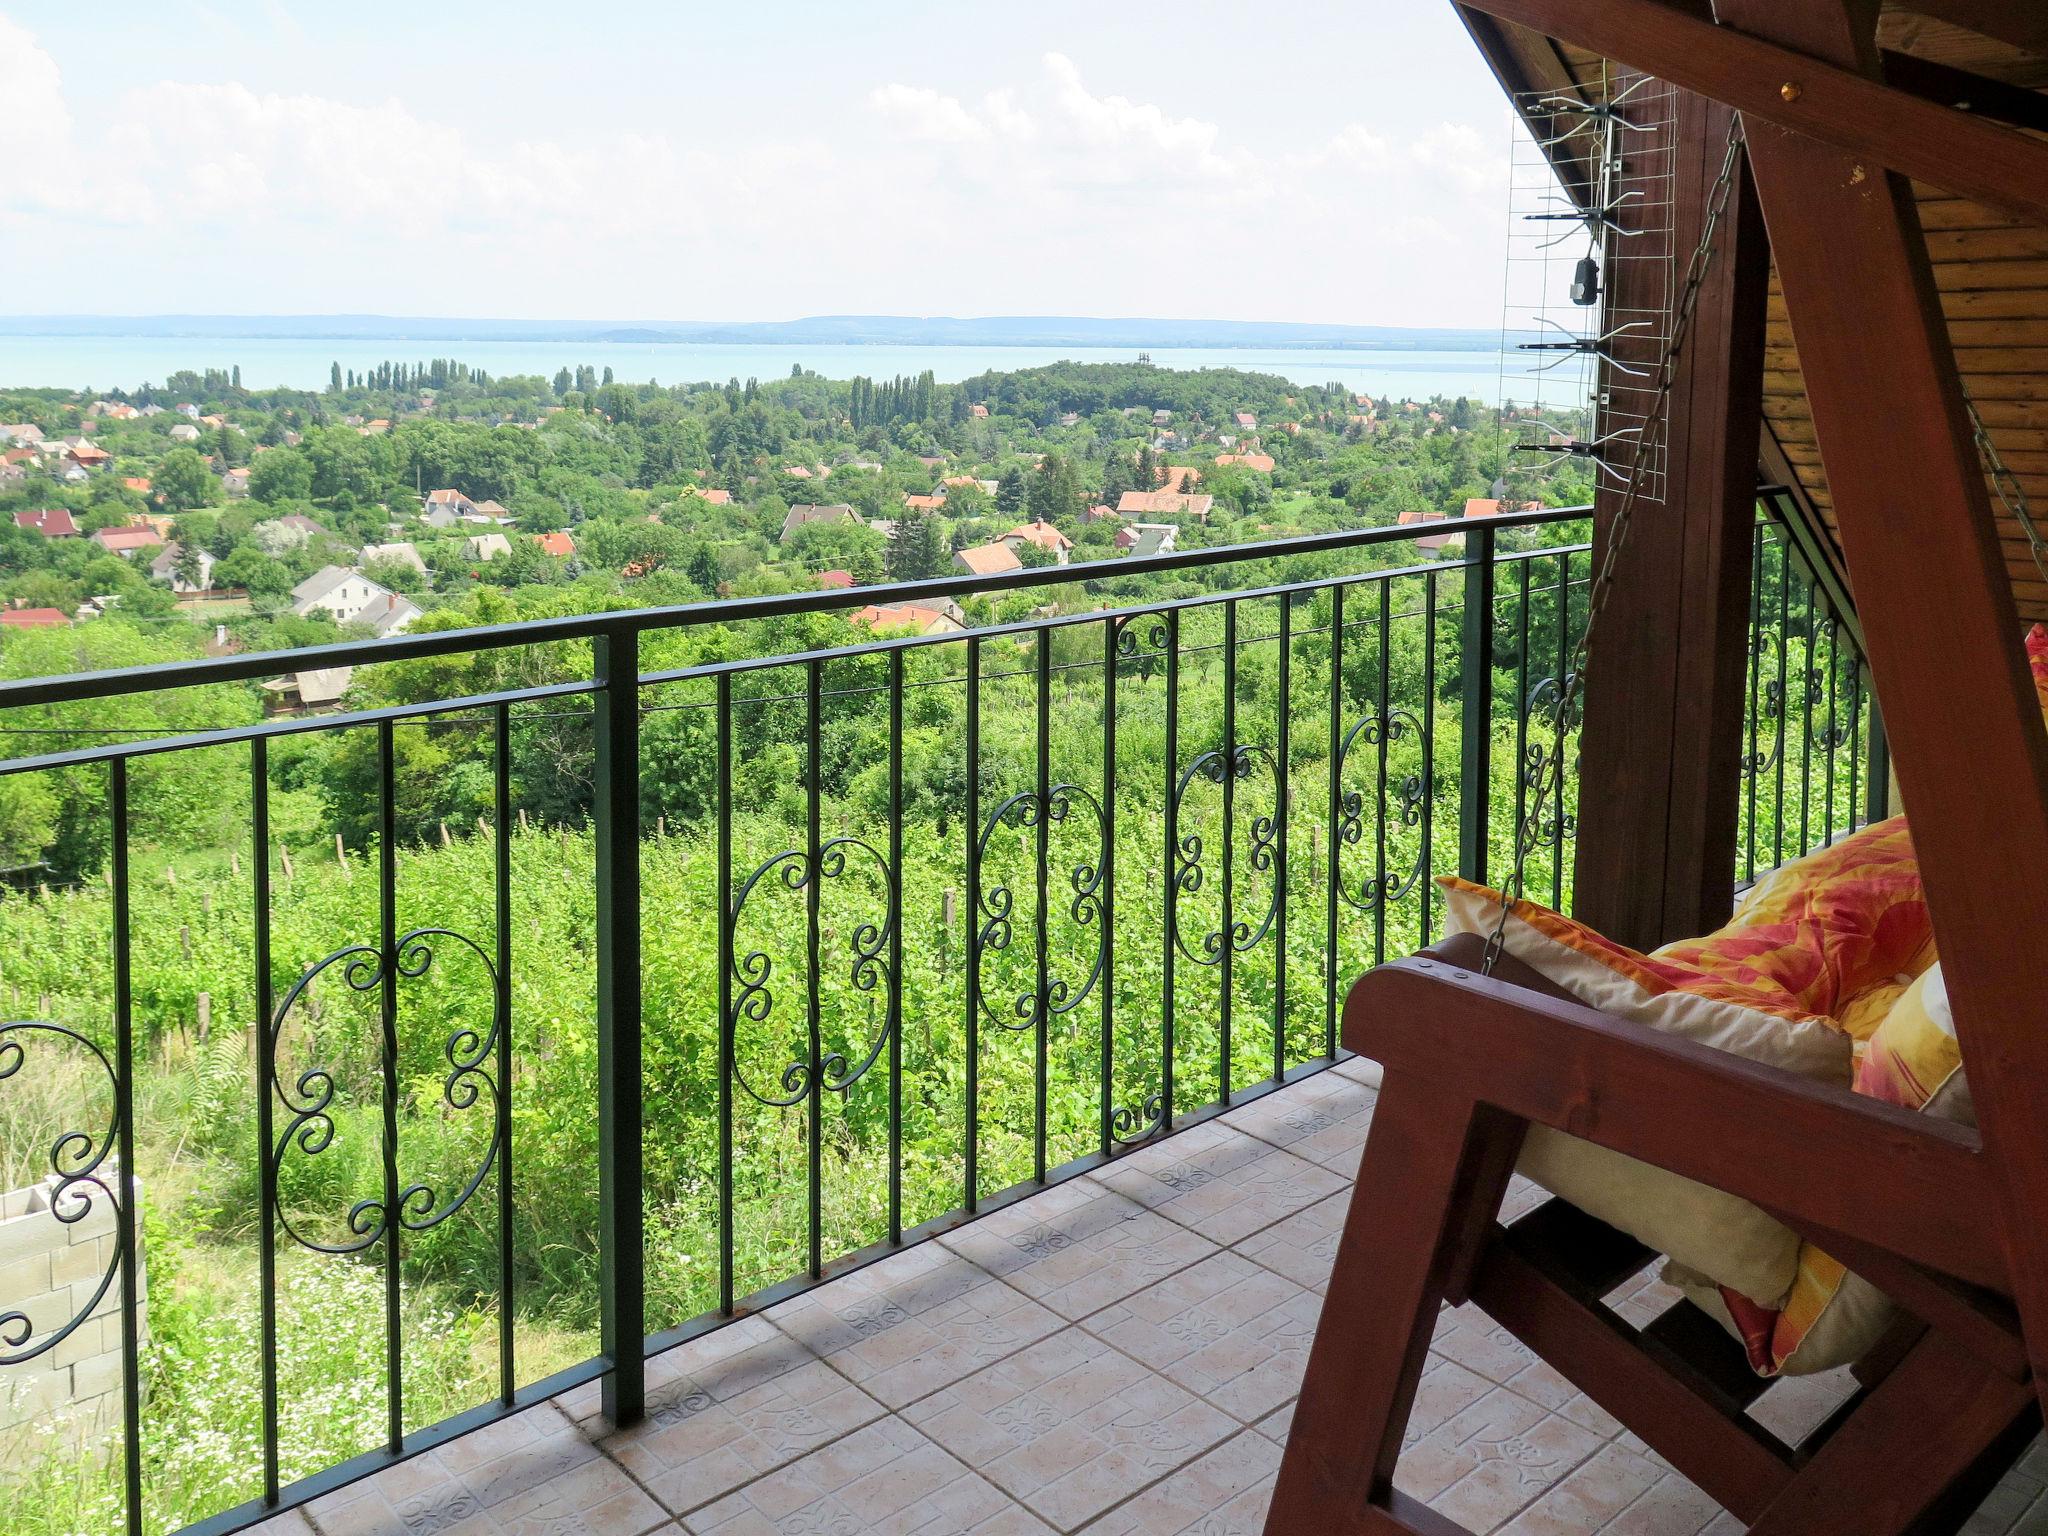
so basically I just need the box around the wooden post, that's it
[196,991,211,1040]
[1714,0,2048,1424]
[1571,86,1769,949]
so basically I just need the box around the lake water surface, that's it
[0,335,1519,402]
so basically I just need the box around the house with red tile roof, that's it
[533,531,577,559]
[91,526,165,558]
[0,607,70,629]
[14,508,79,538]
[682,486,732,506]
[954,541,1024,578]
[1001,522,1073,565]
[817,570,856,590]
[902,493,946,513]
[851,603,964,636]
[1116,490,1215,520]
[1216,452,1277,473]
[123,477,153,494]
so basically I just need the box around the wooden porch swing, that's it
[1268,3,2048,1532]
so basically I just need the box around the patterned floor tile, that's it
[307,1402,664,1536]
[939,1177,1219,1321]
[683,1417,1049,1534]
[1084,1250,1320,1423]
[1494,1438,1666,1535]
[1433,1302,1544,1387]
[1394,1385,1608,1528]
[1092,1121,1348,1247]
[1077,1430,1280,1535]
[768,1242,1063,1408]
[579,1317,886,1517]
[1216,1068,1379,1171]
[1232,1189,1347,1293]
[901,1328,1237,1530]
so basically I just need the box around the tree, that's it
[995,466,1027,516]
[156,447,215,511]
[247,446,314,504]
[330,361,343,393]
[173,541,205,589]
[887,508,948,581]
[553,367,573,398]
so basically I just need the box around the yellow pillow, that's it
[1854,963,1968,1121]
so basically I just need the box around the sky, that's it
[0,2,1525,329]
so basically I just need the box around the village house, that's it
[1216,451,1277,473]
[1116,522,1180,556]
[1160,465,1202,494]
[123,477,152,496]
[533,531,576,559]
[260,667,355,717]
[816,570,856,591]
[221,466,251,496]
[779,504,859,543]
[850,602,965,636]
[422,488,479,524]
[148,542,217,594]
[1116,489,1215,520]
[90,526,164,559]
[463,532,512,563]
[13,508,79,539]
[954,541,1023,578]
[0,605,70,629]
[1398,509,1463,555]
[902,493,946,513]
[1001,521,1074,565]
[682,486,731,506]
[464,500,514,525]
[0,424,44,446]
[168,423,202,442]
[359,541,430,579]
[290,566,421,635]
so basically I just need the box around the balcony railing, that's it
[0,499,1853,1536]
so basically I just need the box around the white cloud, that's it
[0,12,1521,327]
[869,83,988,144]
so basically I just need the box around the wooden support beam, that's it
[1900,0,2048,58]
[1712,0,2048,1423]
[1457,0,2048,229]
[1572,92,1769,949]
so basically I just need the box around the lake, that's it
[0,335,1526,403]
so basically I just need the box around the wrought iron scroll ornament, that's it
[1332,711,1432,913]
[728,837,896,1107]
[1169,744,1281,964]
[0,1021,123,1364]
[972,784,1109,1030]
[269,929,504,1255]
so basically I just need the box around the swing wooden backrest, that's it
[1269,3,2048,1532]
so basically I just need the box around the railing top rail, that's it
[0,505,1592,711]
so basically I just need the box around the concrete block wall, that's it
[0,1173,147,1436]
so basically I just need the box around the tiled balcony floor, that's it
[255,1058,2048,1536]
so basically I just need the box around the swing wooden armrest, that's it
[1348,939,2007,1294]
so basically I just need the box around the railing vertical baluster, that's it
[1323,583,1344,1062]
[888,649,904,1244]
[494,702,514,1405]
[1273,594,1290,1086]
[1823,611,1839,843]
[1846,629,1863,835]
[1162,609,1180,1133]
[593,628,644,1426]
[1866,668,1891,823]
[1459,528,1496,885]
[1553,552,1571,913]
[805,657,825,1276]
[1420,570,1438,946]
[1799,581,1817,856]
[1033,636,1051,1182]
[1373,580,1391,967]
[716,673,734,1313]
[1099,619,1117,1158]
[1774,546,1791,868]
[1745,518,1765,883]
[1514,558,1531,888]
[1220,599,1237,1105]
[111,760,142,1536]
[251,738,280,1504]
[964,637,981,1210]
[377,719,403,1451]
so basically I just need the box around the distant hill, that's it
[0,313,1518,352]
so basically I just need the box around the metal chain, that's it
[1966,394,2048,589]
[1482,112,1749,975]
